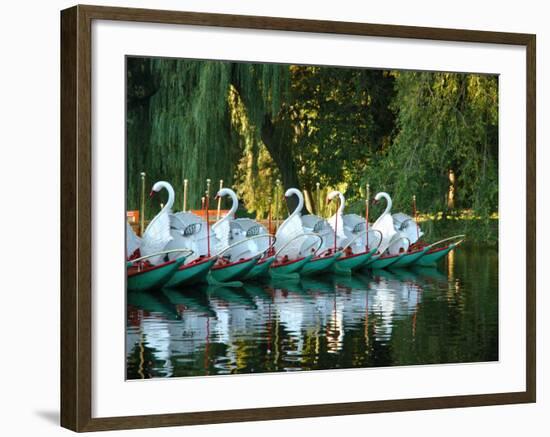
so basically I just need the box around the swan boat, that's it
[272,188,321,277]
[297,193,342,276]
[326,191,380,274]
[146,181,219,288]
[126,182,193,292]
[127,252,187,292]
[366,192,464,269]
[209,188,273,284]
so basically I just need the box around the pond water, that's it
[126,245,498,379]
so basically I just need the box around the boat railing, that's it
[274,232,322,260]
[426,234,466,251]
[126,248,194,271]
[216,234,277,260]
[341,229,383,254]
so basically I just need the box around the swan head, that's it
[326,190,340,203]
[373,192,391,206]
[150,181,170,198]
[326,190,344,206]
[215,187,236,200]
[284,187,302,199]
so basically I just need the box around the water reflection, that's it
[126,245,498,379]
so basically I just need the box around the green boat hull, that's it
[243,256,276,280]
[208,256,259,283]
[390,247,430,268]
[127,258,185,292]
[333,250,375,274]
[270,255,313,277]
[367,253,404,269]
[301,253,341,276]
[416,243,457,267]
[165,256,217,288]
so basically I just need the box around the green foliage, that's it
[126,57,290,215]
[370,72,498,216]
[126,57,499,242]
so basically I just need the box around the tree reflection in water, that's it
[126,245,498,379]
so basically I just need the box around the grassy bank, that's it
[420,217,498,247]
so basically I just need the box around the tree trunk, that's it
[260,115,310,214]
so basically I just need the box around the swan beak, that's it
[371,199,378,205]
[325,197,332,205]
[149,190,155,198]
[214,195,220,201]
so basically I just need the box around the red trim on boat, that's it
[406,247,426,255]
[256,257,275,266]
[127,259,177,277]
[338,250,370,261]
[376,252,401,261]
[211,257,256,270]
[272,256,306,268]
[177,256,215,271]
[426,244,452,255]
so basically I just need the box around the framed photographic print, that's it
[60,4,536,432]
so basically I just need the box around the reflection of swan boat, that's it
[209,286,258,309]
[127,290,179,319]
[268,276,305,294]
[410,266,449,284]
[241,283,271,299]
[162,287,215,316]
[333,273,370,290]
[300,275,333,290]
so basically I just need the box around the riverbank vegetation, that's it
[126,57,498,243]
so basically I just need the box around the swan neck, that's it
[228,191,238,217]
[383,193,392,216]
[290,189,304,218]
[216,190,238,226]
[160,182,175,214]
[337,193,345,216]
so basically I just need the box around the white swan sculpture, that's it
[138,180,175,265]
[274,188,317,259]
[300,213,335,255]
[126,222,141,259]
[166,210,215,263]
[372,192,410,256]
[392,212,424,245]
[327,190,380,255]
[212,187,271,261]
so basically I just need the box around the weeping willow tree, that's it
[127,57,499,241]
[370,72,498,216]
[126,57,290,217]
